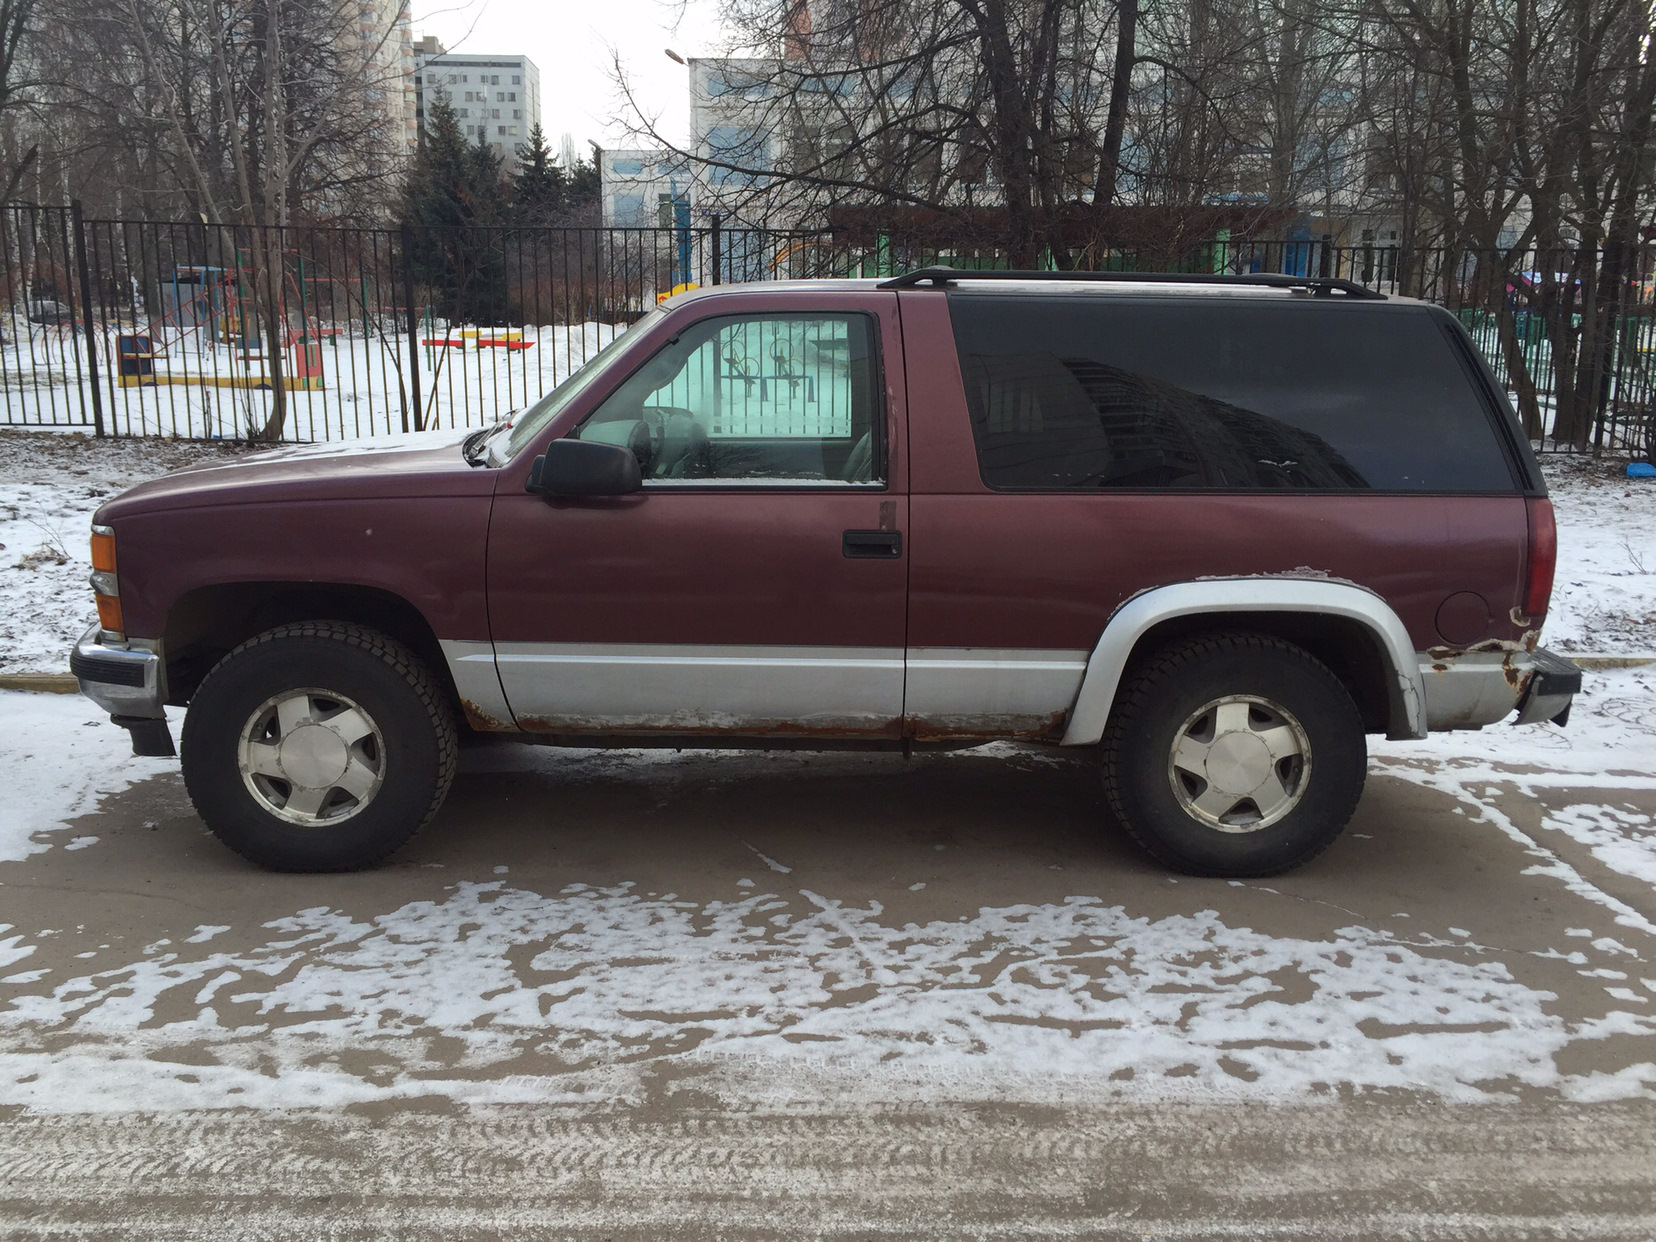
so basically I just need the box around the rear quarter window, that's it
[948,295,1519,492]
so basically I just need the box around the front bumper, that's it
[71,622,175,757]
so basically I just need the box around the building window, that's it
[497,125,506,136]
[513,109,521,119]
[512,74,521,84]
[707,126,770,185]
[509,126,518,135]
[492,108,500,118]
[508,91,516,101]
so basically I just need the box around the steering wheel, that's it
[627,411,665,475]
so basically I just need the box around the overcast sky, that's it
[411,0,727,156]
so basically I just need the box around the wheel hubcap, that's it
[1168,695,1311,833]
[238,689,385,826]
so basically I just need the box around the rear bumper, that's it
[1513,648,1583,726]
[1420,646,1581,731]
[71,623,175,757]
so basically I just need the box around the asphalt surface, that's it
[3,739,1655,1238]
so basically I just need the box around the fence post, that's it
[709,215,722,286]
[1319,233,1334,280]
[70,200,105,438]
[398,223,422,433]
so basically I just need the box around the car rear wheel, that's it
[1101,633,1366,876]
[181,622,457,872]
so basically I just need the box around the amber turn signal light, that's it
[90,528,117,573]
[95,594,125,633]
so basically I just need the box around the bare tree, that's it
[99,0,414,436]
[0,0,42,201]
[618,0,1169,265]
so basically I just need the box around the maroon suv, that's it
[72,269,1580,877]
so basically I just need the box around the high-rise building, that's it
[413,39,543,164]
[351,0,418,163]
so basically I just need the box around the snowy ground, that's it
[1541,455,1656,653]
[1,322,623,441]
[2,684,1655,1117]
[0,433,265,674]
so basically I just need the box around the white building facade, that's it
[413,41,543,164]
[599,149,698,227]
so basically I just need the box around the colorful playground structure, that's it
[115,262,338,390]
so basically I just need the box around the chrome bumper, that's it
[70,623,175,757]
[1420,646,1581,731]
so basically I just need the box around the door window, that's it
[574,314,882,484]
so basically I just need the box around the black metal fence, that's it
[2,203,1653,458]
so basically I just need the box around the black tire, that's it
[181,622,457,872]
[1100,632,1366,877]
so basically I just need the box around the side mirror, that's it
[527,439,642,497]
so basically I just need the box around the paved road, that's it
[3,738,1655,1237]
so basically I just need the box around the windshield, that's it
[494,309,667,463]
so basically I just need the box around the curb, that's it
[0,673,79,693]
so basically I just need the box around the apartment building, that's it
[413,39,543,163]
[343,0,418,167]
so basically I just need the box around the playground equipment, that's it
[421,326,532,350]
[124,259,338,390]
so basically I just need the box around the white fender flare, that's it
[1059,578,1427,746]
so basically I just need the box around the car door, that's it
[486,295,908,738]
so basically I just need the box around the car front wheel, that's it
[1101,633,1366,876]
[181,622,457,872]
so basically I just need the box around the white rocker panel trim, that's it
[1059,578,1428,747]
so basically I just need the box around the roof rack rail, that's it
[875,266,1387,300]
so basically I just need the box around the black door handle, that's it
[843,529,903,559]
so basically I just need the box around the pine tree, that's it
[458,132,510,324]
[466,130,507,223]
[513,124,565,221]
[563,155,601,215]
[403,100,511,324]
[404,99,471,233]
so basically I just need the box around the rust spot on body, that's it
[907,710,1068,744]
[460,698,513,732]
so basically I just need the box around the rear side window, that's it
[949,296,1517,492]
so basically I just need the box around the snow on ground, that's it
[1542,455,1656,653]
[0,871,1611,1112]
[0,433,263,674]
[1,322,624,442]
[2,678,1655,1111]
[0,693,180,862]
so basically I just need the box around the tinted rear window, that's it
[948,296,1517,492]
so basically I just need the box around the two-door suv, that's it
[73,269,1581,876]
